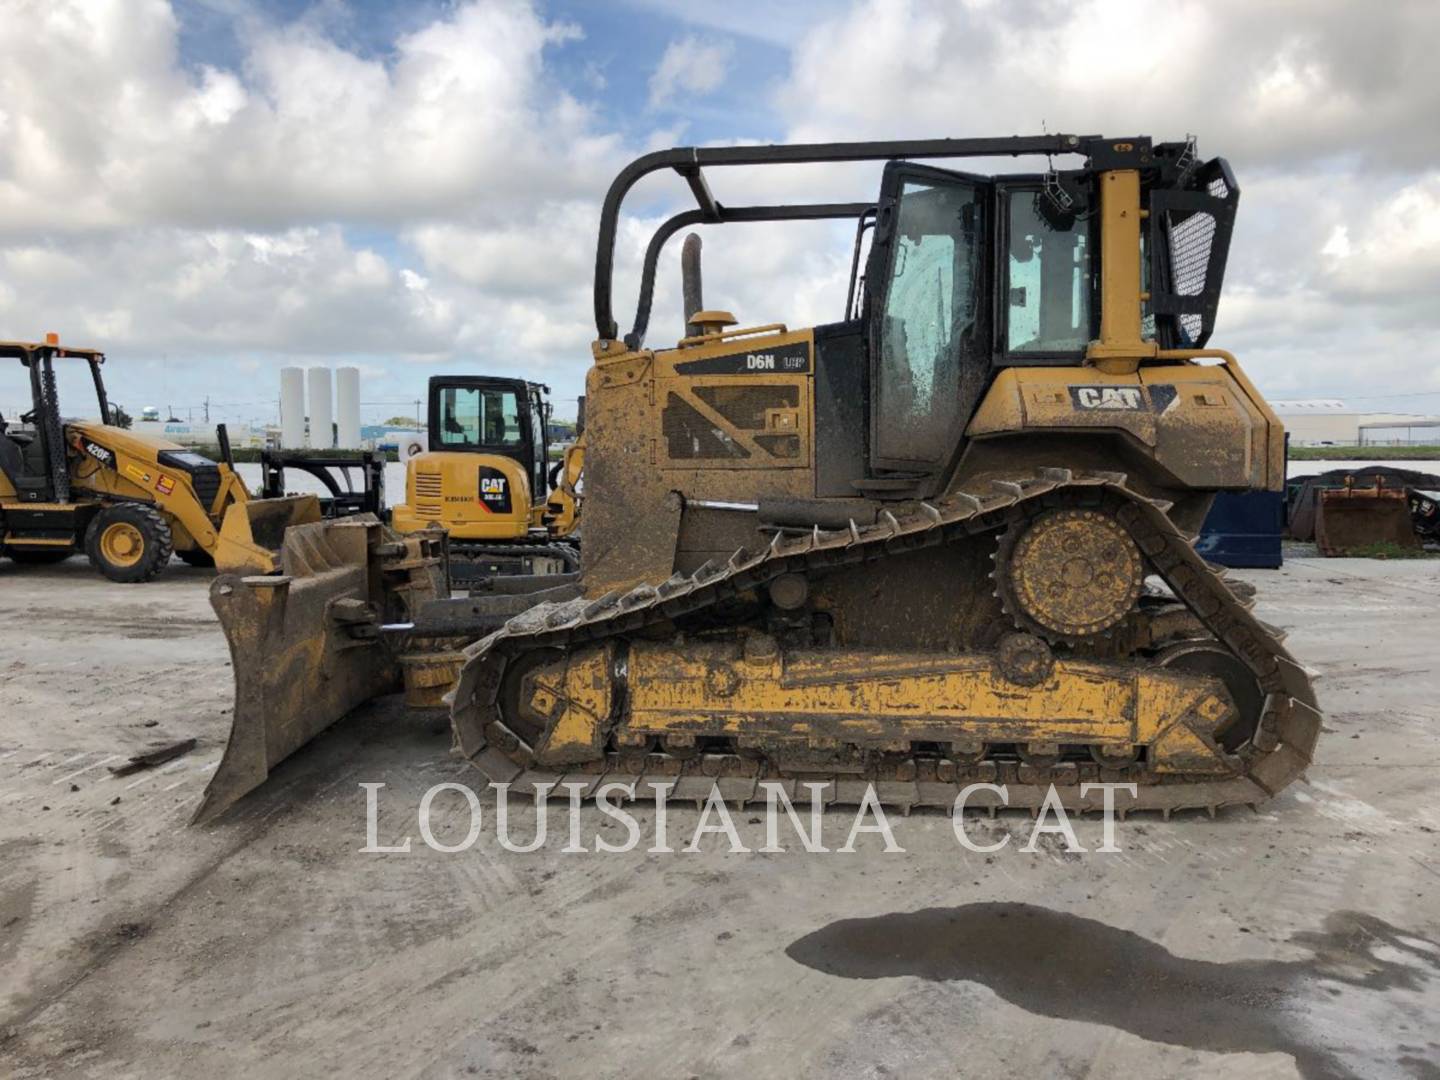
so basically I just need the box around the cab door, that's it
[865,163,992,486]
[527,386,549,498]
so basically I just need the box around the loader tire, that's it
[176,546,215,568]
[85,504,173,583]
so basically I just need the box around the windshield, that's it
[1006,191,1093,353]
[873,178,984,466]
[438,386,522,448]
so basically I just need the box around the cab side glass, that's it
[1007,192,1092,354]
[875,180,984,466]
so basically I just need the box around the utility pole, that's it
[414,399,422,430]
[204,395,210,422]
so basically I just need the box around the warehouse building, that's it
[1271,400,1440,446]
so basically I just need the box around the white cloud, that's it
[0,0,615,233]
[2,0,1439,420]
[769,0,1440,405]
[407,202,597,295]
[1317,177,1440,308]
[647,35,733,109]
[0,0,623,414]
[0,225,456,353]
[777,0,1440,172]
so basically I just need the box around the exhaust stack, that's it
[682,232,703,338]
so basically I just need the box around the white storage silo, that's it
[336,367,361,449]
[307,367,333,449]
[280,367,305,449]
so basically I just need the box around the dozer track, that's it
[450,469,1321,815]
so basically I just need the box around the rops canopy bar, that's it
[593,134,1098,342]
[627,202,873,350]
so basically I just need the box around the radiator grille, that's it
[694,385,799,430]
[188,466,220,513]
[662,393,749,460]
[413,472,443,516]
[1166,210,1216,342]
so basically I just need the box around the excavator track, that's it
[449,470,1321,815]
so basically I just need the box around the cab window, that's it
[1006,191,1093,354]
[439,387,522,448]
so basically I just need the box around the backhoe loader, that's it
[0,337,318,581]
[198,133,1319,822]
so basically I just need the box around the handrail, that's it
[626,202,871,349]
[677,323,789,348]
[594,134,1096,342]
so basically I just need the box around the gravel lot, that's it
[1,553,1437,1079]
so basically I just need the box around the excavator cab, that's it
[390,375,579,579]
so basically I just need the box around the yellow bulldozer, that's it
[390,374,581,582]
[197,133,1320,823]
[0,337,318,581]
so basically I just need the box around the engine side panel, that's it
[393,451,533,540]
[581,329,820,594]
[965,363,1282,491]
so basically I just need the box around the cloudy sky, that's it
[1,0,1437,427]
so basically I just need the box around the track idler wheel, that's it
[1157,640,1265,753]
[996,507,1144,644]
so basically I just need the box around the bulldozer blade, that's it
[1315,486,1419,556]
[213,494,323,574]
[194,517,445,824]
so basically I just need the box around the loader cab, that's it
[427,376,552,499]
[0,340,112,504]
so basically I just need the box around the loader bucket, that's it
[194,516,446,824]
[1315,481,1420,557]
[212,494,324,574]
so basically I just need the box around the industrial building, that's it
[1271,399,1440,446]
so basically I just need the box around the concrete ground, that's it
[1,554,1437,1080]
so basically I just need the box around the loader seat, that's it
[20,432,48,475]
[0,414,25,484]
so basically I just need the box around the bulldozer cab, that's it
[862,160,1106,479]
[0,339,112,504]
[861,151,1237,491]
[427,375,552,500]
[595,136,1240,500]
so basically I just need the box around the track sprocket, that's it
[994,506,1144,647]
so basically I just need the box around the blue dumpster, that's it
[1196,490,1284,568]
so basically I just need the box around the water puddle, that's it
[787,902,1439,1079]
